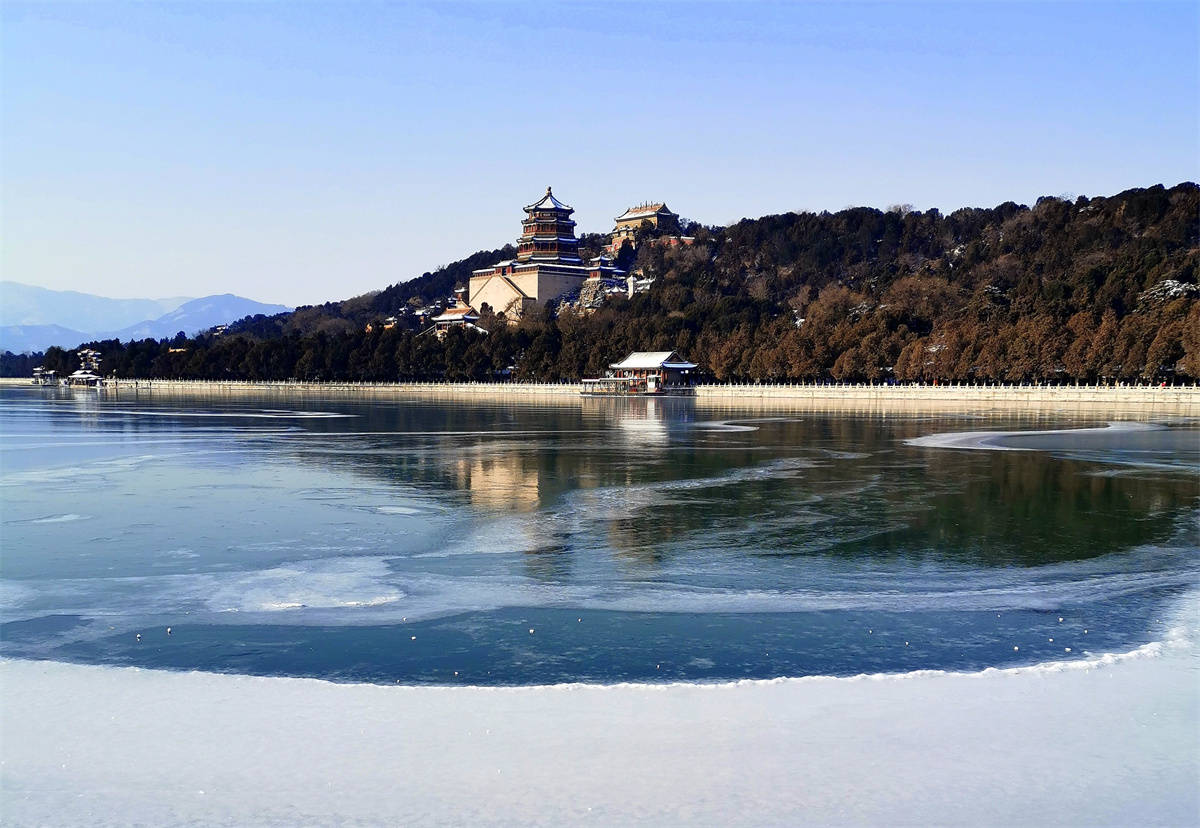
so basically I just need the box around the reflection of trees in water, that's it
[282,396,1196,571]
[520,544,574,580]
[879,451,1198,565]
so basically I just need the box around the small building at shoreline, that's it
[582,351,698,396]
[64,349,103,386]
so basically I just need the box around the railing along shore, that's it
[4,375,1198,407]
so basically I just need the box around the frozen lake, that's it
[1,386,1197,685]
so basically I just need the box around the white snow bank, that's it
[2,632,1197,827]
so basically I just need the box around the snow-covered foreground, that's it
[3,630,1197,828]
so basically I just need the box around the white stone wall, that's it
[11,376,1196,412]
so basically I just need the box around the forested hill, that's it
[11,182,1199,383]
[224,245,518,339]
[225,232,616,338]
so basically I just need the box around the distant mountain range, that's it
[0,282,291,353]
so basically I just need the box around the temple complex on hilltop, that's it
[468,187,623,320]
[430,188,693,333]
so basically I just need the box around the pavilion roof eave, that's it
[474,260,590,276]
[609,351,698,370]
[522,256,584,264]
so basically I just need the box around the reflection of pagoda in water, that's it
[446,399,677,514]
[451,453,543,512]
[468,187,623,320]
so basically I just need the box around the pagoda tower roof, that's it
[525,186,572,213]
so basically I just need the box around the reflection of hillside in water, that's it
[838,450,1198,565]
[282,396,1197,571]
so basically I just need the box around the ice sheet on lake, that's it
[6,533,1194,636]
[905,420,1162,450]
[206,558,405,613]
[18,513,89,524]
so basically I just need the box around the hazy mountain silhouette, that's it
[0,283,290,352]
[1,281,190,331]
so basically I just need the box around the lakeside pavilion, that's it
[582,351,698,395]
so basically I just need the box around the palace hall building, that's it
[470,187,622,319]
[609,202,682,248]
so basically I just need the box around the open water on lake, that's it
[1,387,1196,685]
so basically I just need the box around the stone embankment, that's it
[698,381,1199,405]
[4,376,1198,412]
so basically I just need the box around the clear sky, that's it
[2,1,1196,306]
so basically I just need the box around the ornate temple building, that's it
[609,202,682,248]
[605,202,696,257]
[469,187,622,320]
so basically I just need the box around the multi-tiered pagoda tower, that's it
[516,187,581,264]
[469,187,621,320]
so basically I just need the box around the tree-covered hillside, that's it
[223,245,518,339]
[8,183,1197,383]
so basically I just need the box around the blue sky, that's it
[3,1,1196,305]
